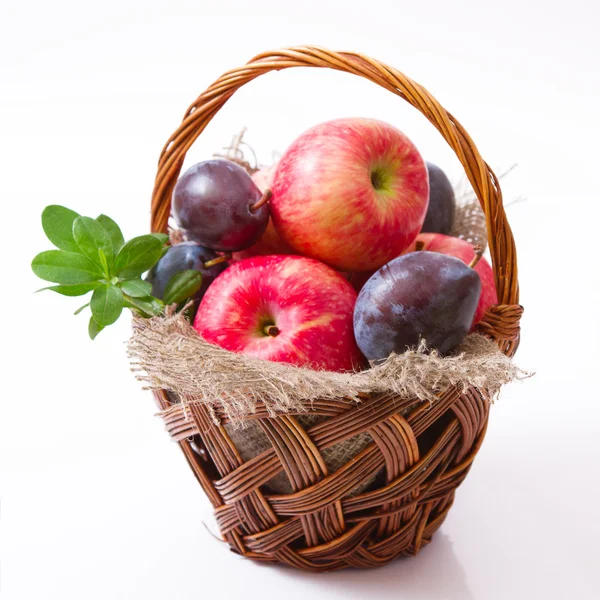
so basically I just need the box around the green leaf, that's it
[120,279,152,298]
[88,316,104,340]
[163,270,203,305]
[150,233,169,245]
[32,250,103,284]
[114,236,163,279]
[42,205,81,252]
[98,248,110,276]
[36,282,101,297]
[96,214,125,254]
[73,216,113,269]
[90,284,123,326]
[74,302,90,315]
[125,295,163,317]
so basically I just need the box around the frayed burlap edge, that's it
[128,309,528,428]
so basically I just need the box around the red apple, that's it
[231,165,296,261]
[270,118,429,272]
[406,233,498,328]
[194,255,364,372]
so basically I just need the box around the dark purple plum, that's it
[147,241,227,302]
[353,251,481,360]
[172,159,269,252]
[421,162,456,234]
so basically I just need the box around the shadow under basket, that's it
[149,46,522,572]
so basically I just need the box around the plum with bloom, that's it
[354,251,481,360]
[406,233,497,328]
[172,159,269,252]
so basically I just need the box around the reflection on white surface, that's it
[279,534,474,600]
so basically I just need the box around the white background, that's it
[1,1,599,598]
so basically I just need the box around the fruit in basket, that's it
[147,241,227,303]
[172,159,270,252]
[421,162,456,234]
[353,251,481,360]
[406,233,497,327]
[194,255,364,372]
[232,165,296,260]
[270,118,429,272]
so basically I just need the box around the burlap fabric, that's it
[129,311,526,493]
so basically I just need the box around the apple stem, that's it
[468,245,484,269]
[264,324,280,337]
[249,189,272,213]
[415,241,426,252]
[203,253,231,268]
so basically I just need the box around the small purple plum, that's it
[147,241,227,303]
[172,159,269,252]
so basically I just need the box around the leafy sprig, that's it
[32,205,203,339]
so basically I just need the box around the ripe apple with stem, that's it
[270,118,429,272]
[194,255,365,372]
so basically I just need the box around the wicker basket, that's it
[149,47,522,571]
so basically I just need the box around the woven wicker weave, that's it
[149,46,522,571]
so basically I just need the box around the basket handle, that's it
[150,46,519,306]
